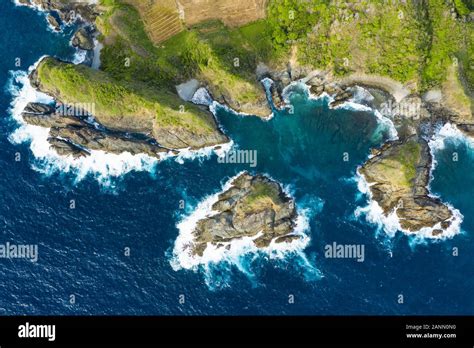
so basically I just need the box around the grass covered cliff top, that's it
[96,0,273,116]
[38,0,472,125]
[95,0,471,112]
[36,57,225,148]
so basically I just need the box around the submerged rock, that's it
[190,172,300,256]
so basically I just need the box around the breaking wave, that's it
[428,123,474,169]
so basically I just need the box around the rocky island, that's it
[180,172,302,259]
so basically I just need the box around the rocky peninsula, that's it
[25,56,228,157]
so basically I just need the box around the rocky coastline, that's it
[25,57,229,158]
[17,0,100,24]
[21,101,168,158]
[17,1,232,160]
[16,0,473,238]
[252,54,472,237]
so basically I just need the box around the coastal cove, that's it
[0,0,473,315]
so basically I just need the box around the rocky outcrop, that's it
[21,102,168,158]
[457,123,474,138]
[359,136,454,235]
[190,173,300,256]
[48,138,89,158]
[263,65,357,110]
[71,27,94,51]
[263,60,468,237]
[21,0,100,23]
[20,0,100,62]
[46,14,60,31]
[204,79,271,118]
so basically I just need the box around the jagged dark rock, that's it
[22,102,168,158]
[47,138,89,158]
[25,0,100,23]
[23,102,55,115]
[46,14,60,31]
[329,89,353,108]
[49,125,167,157]
[457,123,474,138]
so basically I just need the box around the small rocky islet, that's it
[189,172,301,257]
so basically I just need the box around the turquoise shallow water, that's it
[0,1,473,315]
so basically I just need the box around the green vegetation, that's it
[374,139,421,188]
[96,1,275,115]
[421,0,464,89]
[53,0,472,125]
[267,0,316,49]
[243,181,282,211]
[37,57,216,133]
[395,140,421,185]
[266,0,429,81]
[266,0,471,93]
[458,21,474,94]
[454,0,472,16]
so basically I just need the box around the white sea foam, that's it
[426,122,474,195]
[91,39,103,69]
[71,48,87,64]
[13,0,29,7]
[350,85,375,104]
[170,172,314,274]
[7,67,159,184]
[191,87,213,106]
[281,80,311,103]
[353,116,469,243]
[428,123,474,154]
[164,140,234,165]
[354,170,463,241]
[261,77,273,91]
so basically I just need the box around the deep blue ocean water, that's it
[0,1,473,315]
